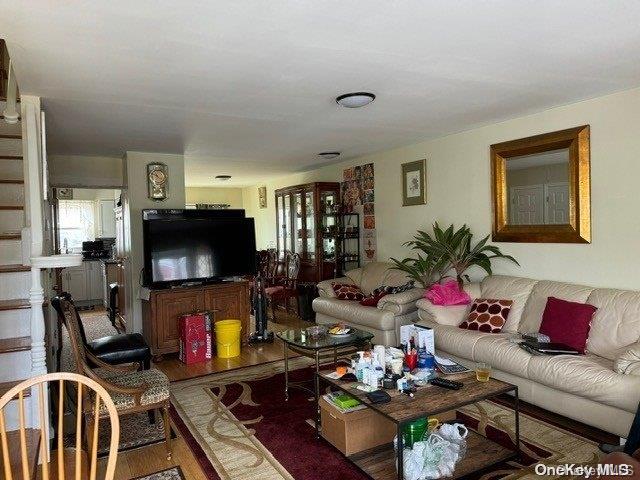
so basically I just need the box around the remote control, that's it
[429,378,463,390]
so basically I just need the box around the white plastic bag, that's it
[400,423,469,480]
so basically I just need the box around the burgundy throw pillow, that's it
[539,297,597,354]
[359,291,388,307]
[331,283,365,301]
[459,298,513,333]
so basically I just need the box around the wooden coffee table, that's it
[317,371,520,480]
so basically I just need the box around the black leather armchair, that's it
[52,292,151,371]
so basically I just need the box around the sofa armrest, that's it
[317,277,352,298]
[378,288,425,315]
[615,343,640,375]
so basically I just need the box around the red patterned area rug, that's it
[170,360,604,480]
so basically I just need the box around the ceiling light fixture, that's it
[318,152,341,160]
[215,175,232,181]
[336,92,375,108]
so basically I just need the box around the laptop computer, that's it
[523,341,580,355]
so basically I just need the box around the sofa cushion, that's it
[527,354,640,412]
[480,276,538,332]
[587,288,640,360]
[519,280,594,334]
[348,262,410,295]
[473,336,532,377]
[459,298,512,333]
[430,324,492,360]
[312,297,395,331]
[417,299,469,326]
[539,297,597,354]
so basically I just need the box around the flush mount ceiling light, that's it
[215,175,232,181]
[318,152,341,159]
[336,92,375,108]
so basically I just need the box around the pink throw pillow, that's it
[426,280,471,306]
[539,297,597,354]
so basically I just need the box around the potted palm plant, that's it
[390,222,519,289]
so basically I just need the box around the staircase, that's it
[0,97,36,429]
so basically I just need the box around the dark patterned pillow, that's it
[372,281,415,296]
[372,285,388,296]
[386,281,416,294]
[459,298,513,333]
[331,283,365,301]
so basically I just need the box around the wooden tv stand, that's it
[141,281,251,360]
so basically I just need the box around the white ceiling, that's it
[3,1,640,186]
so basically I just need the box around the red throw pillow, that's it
[539,297,597,354]
[459,298,513,333]
[359,291,388,307]
[331,283,365,301]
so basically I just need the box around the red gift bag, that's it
[178,311,213,364]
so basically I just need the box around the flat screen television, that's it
[142,210,256,287]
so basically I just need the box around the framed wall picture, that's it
[258,186,267,208]
[401,159,426,206]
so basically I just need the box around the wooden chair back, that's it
[257,249,277,279]
[52,293,90,348]
[265,248,277,278]
[283,252,301,289]
[59,298,92,376]
[0,372,120,480]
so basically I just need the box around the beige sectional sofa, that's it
[417,274,640,437]
[313,262,424,345]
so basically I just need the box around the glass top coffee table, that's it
[276,327,374,402]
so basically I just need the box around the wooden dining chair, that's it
[0,371,120,480]
[265,251,301,320]
[59,297,173,461]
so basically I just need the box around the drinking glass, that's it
[475,362,492,382]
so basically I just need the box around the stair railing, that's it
[2,60,19,124]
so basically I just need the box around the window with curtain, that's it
[58,200,95,253]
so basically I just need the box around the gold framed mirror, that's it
[491,125,591,243]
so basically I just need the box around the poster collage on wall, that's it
[342,162,376,262]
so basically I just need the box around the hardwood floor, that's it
[156,312,312,382]
[95,310,311,479]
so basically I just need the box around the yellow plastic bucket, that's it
[215,319,242,358]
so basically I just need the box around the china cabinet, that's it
[275,182,340,282]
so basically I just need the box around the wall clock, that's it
[147,163,169,201]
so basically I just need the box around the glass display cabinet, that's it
[275,182,340,282]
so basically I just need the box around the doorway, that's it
[51,188,121,311]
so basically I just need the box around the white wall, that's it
[245,86,640,291]
[122,152,185,333]
[185,187,244,209]
[49,155,123,188]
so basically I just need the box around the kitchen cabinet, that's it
[63,266,87,301]
[61,260,104,304]
[98,199,116,238]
